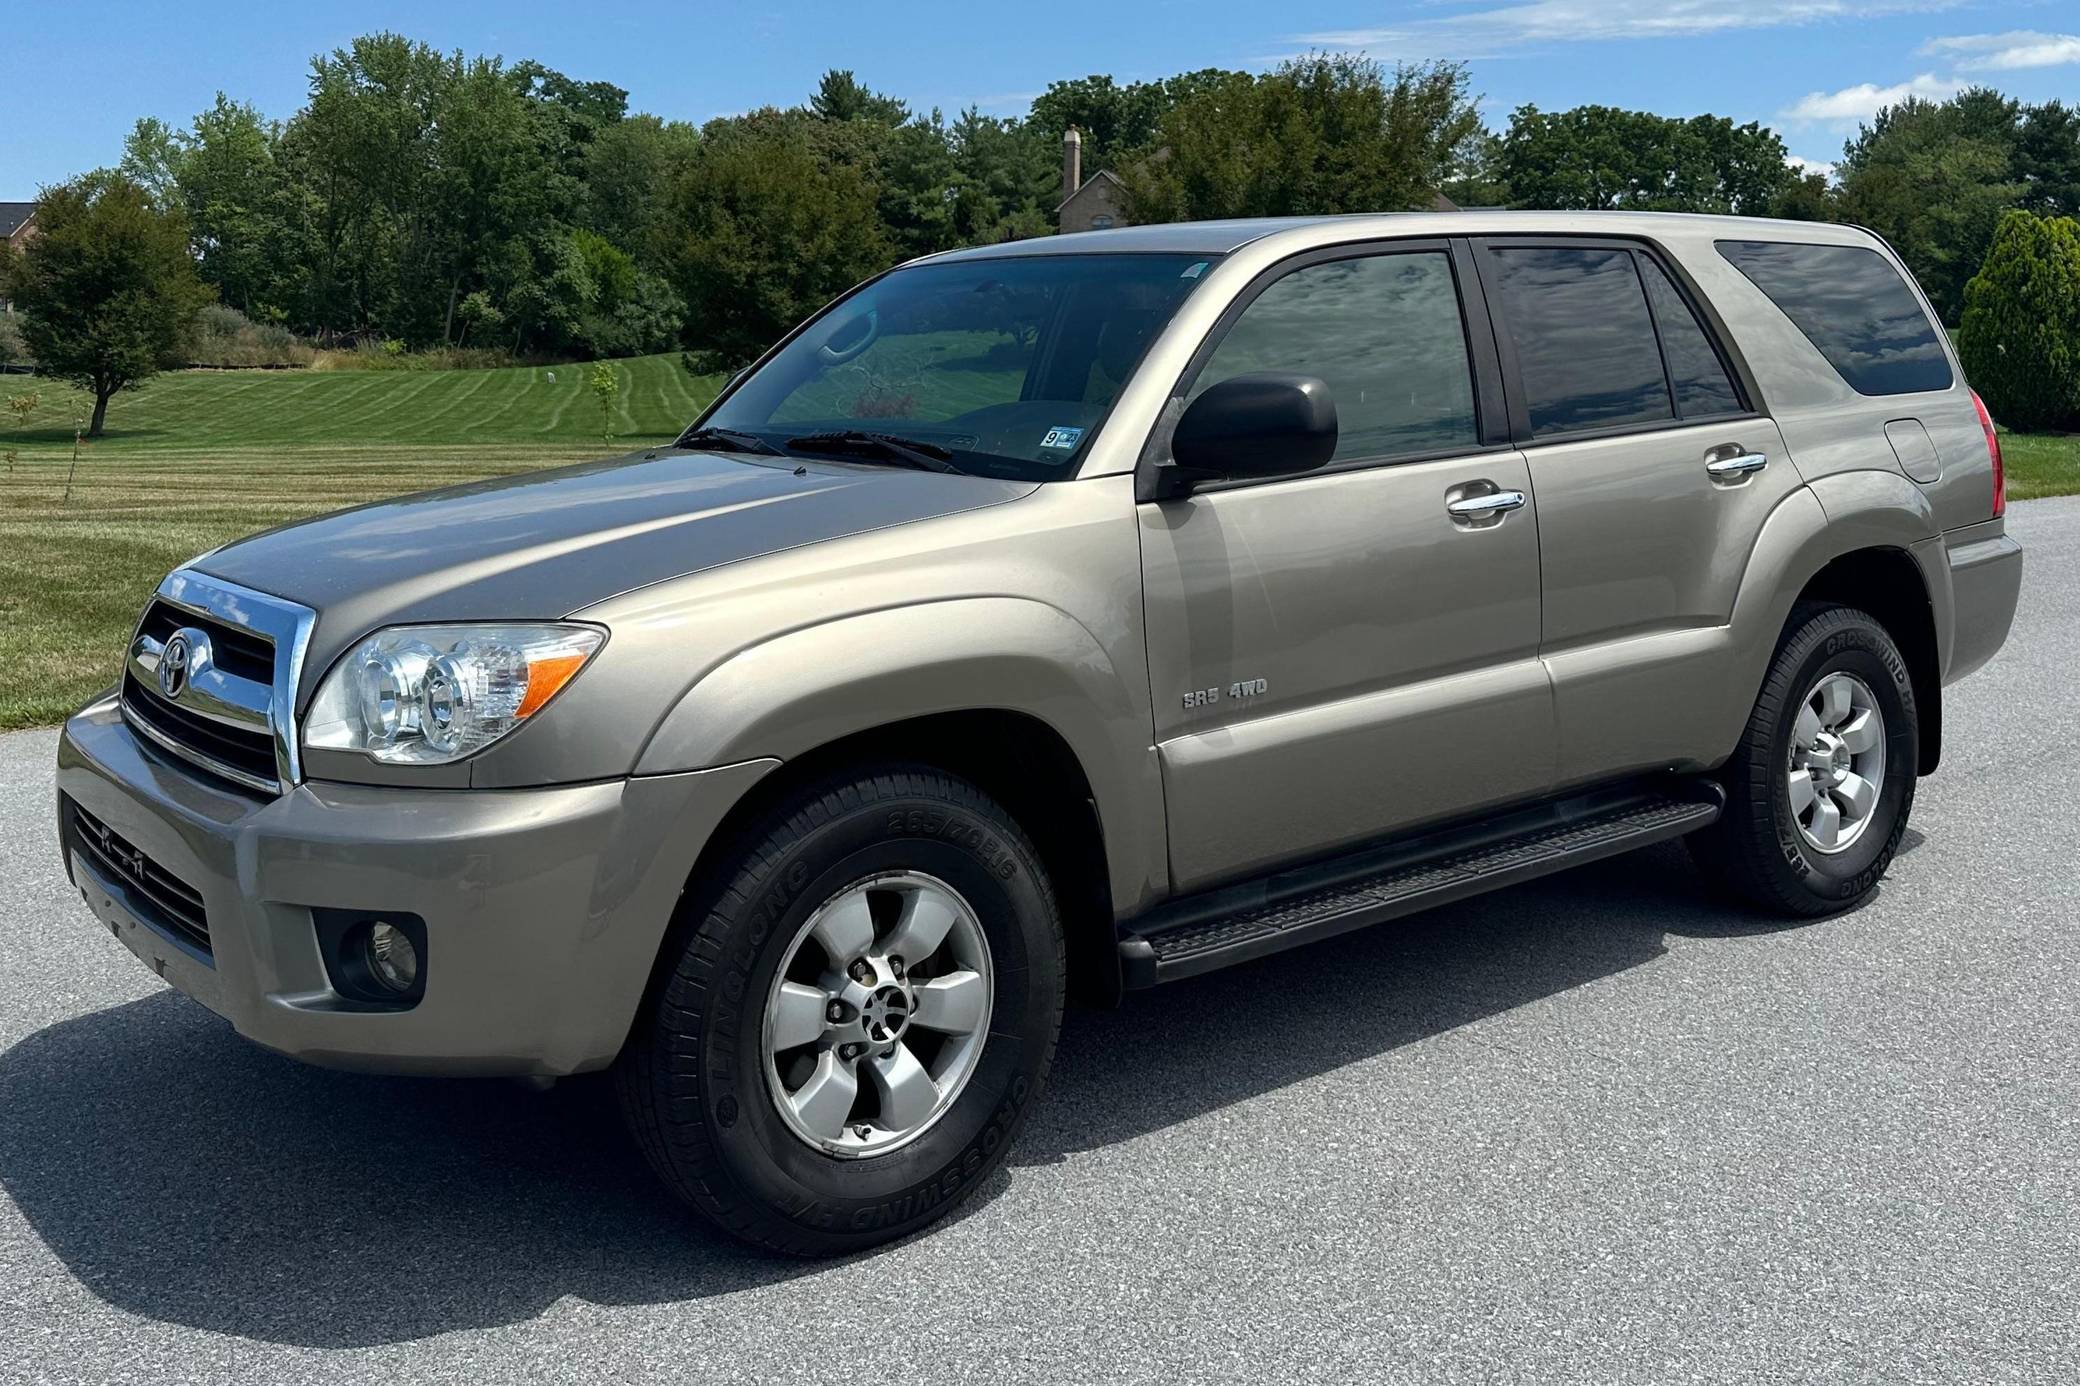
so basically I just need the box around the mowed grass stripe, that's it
[6,353,712,456]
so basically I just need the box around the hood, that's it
[193,448,1035,693]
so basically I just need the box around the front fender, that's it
[634,597,1168,913]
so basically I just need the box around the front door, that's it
[1139,244,1555,893]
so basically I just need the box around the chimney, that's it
[1062,126,1083,206]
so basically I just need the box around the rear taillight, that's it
[1972,389,2005,519]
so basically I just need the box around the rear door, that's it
[1470,237,1801,785]
[1139,241,1554,892]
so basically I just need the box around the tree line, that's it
[6,31,2078,434]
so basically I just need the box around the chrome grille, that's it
[135,598,274,682]
[119,570,316,796]
[122,673,280,788]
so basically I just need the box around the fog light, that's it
[366,921,420,993]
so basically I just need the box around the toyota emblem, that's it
[158,628,210,700]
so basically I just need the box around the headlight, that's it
[304,623,605,765]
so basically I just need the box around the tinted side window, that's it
[1717,240,1953,395]
[1487,247,1673,436]
[1191,251,1478,463]
[1639,257,1743,418]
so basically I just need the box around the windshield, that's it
[698,253,1220,481]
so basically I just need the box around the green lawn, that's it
[0,353,722,728]
[2002,430,2080,501]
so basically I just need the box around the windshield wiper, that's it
[677,426,787,456]
[784,430,964,475]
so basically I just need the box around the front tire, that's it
[616,766,1064,1255]
[1691,603,1919,917]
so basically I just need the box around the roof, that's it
[1055,169,1126,215]
[0,202,33,239]
[919,209,1885,265]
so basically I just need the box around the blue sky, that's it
[5,1,2078,192]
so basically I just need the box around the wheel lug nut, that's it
[849,960,872,983]
[841,1042,863,1060]
[889,956,905,979]
[825,1001,845,1023]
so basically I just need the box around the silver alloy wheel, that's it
[1787,671,1887,855]
[762,871,993,1159]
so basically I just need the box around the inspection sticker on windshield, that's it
[1040,426,1085,450]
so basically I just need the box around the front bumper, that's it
[57,694,774,1077]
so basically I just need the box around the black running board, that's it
[1117,778,1723,988]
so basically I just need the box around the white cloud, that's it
[1787,155,1838,179]
[1920,31,2080,70]
[1780,73,1963,125]
[1288,1,1963,55]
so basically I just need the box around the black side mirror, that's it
[1167,372,1337,490]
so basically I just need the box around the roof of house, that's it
[1056,169,1127,215]
[0,203,34,239]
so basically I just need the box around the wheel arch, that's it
[667,709,1124,1010]
[629,597,1170,1013]
[1792,546,1943,775]
[1718,474,1948,775]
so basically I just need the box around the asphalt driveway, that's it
[3,499,2076,1384]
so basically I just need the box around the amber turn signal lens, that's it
[517,652,589,719]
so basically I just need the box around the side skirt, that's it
[1117,777,1723,988]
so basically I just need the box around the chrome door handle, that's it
[1706,451,1769,478]
[1446,489,1527,519]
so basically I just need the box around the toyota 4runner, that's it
[57,213,2023,1254]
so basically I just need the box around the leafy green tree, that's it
[588,359,619,441]
[1770,171,1837,222]
[948,108,1059,241]
[176,96,295,317]
[1958,210,2080,431]
[505,59,622,239]
[811,70,910,127]
[1835,89,2026,324]
[662,110,893,370]
[496,232,595,353]
[455,288,504,347]
[1498,105,1795,213]
[2016,101,2080,216]
[1028,70,1237,174]
[586,115,701,261]
[0,309,30,370]
[3,175,213,436]
[286,34,450,337]
[588,272,685,358]
[119,118,187,208]
[1123,55,1483,222]
[1440,129,1510,208]
[557,227,684,356]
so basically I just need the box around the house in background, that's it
[1057,129,1128,234]
[1,202,35,316]
[1,202,33,253]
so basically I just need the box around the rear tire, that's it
[1690,603,1918,917]
[616,765,1064,1255]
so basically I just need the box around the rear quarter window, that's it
[1716,240,1953,396]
